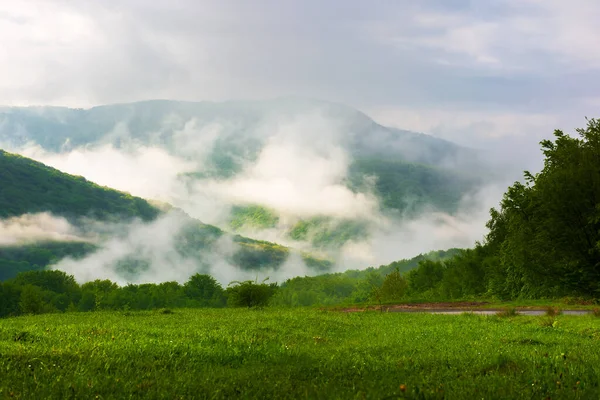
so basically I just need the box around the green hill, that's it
[0,150,331,281]
[0,150,159,222]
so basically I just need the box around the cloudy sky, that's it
[1,0,599,153]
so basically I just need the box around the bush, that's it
[226,279,277,308]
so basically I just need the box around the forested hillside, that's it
[402,119,600,300]
[0,150,159,221]
[0,150,331,280]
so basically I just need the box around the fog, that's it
[0,213,90,246]
[0,102,518,284]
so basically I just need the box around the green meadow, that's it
[1,309,599,399]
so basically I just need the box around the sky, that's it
[1,0,599,154]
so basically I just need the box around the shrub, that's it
[226,279,277,308]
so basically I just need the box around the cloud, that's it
[52,212,206,285]
[194,112,379,220]
[376,1,600,73]
[0,0,596,117]
[1,0,598,287]
[18,143,195,202]
[0,213,88,245]
[50,210,313,286]
[336,183,507,268]
[2,102,524,283]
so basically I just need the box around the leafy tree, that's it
[226,278,277,308]
[0,281,21,317]
[407,260,444,294]
[81,280,118,310]
[19,284,48,314]
[184,274,226,307]
[483,119,600,298]
[380,269,408,302]
[78,291,96,312]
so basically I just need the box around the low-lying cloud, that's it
[0,212,88,246]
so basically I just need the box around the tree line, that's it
[0,251,456,317]
[0,269,282,317]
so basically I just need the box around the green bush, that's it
[226,279,277,308]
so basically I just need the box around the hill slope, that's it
[0,150,159,222]
[0,150,330,281]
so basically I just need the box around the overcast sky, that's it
[1,0,599,156]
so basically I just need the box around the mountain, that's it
[0,98,482,174]
[0,98,488,252]
[0,150,331,281]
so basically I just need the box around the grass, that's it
[1,309,600,399]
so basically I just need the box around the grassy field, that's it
[1,309,599,399]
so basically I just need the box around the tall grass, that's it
[0,309,599,399]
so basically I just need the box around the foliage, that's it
[184,273,226,307]
[389,119,600,302]
[18,284,49,314]
[348,158,479,215]
[226,278,277,308]
[380,268,408,301]
[229,205,279,231]
[272,250,459,307]
[0,271,233,317]
[288,216,369,248]
[482,119,600,298]
[1,309,600,398]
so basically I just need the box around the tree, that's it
[226,278,276,308]
[483,118,600,298]
[380,268,408,302]
[19,284,48,314]
[0,282,21,317]
[184,274,226,307]
[407,260,444,294]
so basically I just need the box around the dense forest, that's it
[404,119,600,300]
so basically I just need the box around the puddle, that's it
[388,309,592,316]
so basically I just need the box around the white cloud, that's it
[18,143,195,202]
[378,0,600,73]
[0,213,88,245]
[197,114,379,220]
